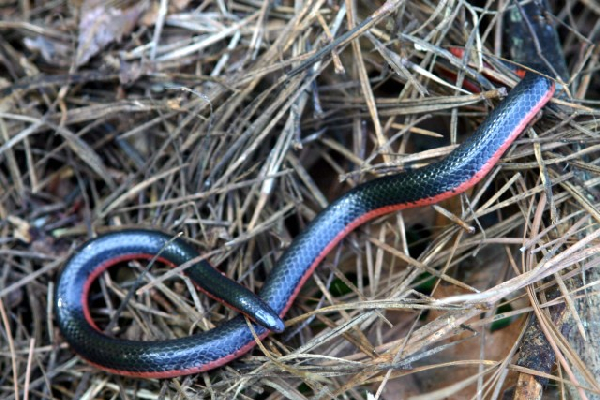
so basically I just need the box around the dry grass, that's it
[1,0,600,399]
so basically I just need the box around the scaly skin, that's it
[55,72,554,377]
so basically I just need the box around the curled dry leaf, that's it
[76,0,148,66]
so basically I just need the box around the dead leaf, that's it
[76,0,148,66]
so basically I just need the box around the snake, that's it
[55,5,560,377]
[55,72,554,378]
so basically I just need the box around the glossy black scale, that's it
[56,73,553,375]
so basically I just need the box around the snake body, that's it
[55,72,555,377]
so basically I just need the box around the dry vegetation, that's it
[1,0,600,399]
